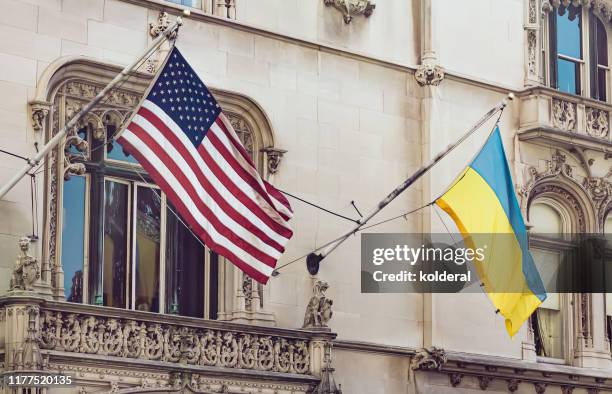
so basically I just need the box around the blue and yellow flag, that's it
[436,127,547,337]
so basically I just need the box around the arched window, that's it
[529,200,567,360]
[590,15,608,101]
[549,4,583,94]
[43,58,277,321]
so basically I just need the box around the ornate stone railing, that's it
[38,304,319,374]
[0,296,335,383]
[518,87,612,144]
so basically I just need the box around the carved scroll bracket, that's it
[261,147,287,175]
[29,100,52,133]
[323,0,375,24]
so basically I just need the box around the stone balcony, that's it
[517,87,612,153]
[0,294,336,393]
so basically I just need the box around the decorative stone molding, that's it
[9,237,40,292]
[535,382,548,394]
[303,281,333,330]
[261,147,287,175]
[323,0,375,24]
[414,63,445,86]
[527,29,538,75]
[449,373,463,387]
[411,347,447,371]
[311,343,342,394]
[552,98,577,131]
[507,379,521,392]
[149,11,177,39]
[585,107,610,138]
[29,100,52,133]
[543,0,612,26]
[477,375,492,390]
[11,305,45,371]
[39,307,311,374]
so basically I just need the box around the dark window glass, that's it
[598,18,608,66]
[134,186,161,312]
[165,203,205,317]
[100,180,129,308]
[591,15,608,101]
[62,176,86,303]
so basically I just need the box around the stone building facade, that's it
[2,0,612,393]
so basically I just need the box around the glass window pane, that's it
[557,58,580,94]
[101,180,129,308]
[167,0,201,7]
[107,140,139,163]
[597,17,608,66]
[598,67,607,102]
[134,186,161,312]
[62,176,86,303]
[165,203,204,317]
[535,308,564,358]
[557,7,582,59]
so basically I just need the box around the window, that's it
[167,0,202,8]
[529,202,565,360]
[547,5,609,100]
[61,121,216,319]
[590,15,609,101]
[549,5,583,94]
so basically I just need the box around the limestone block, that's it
[1,0,38,31]
[0,53,36,87]
[0,25,61,62]
[62,0,103,20]
[60,39,103,59]
[38,7,88,43]
[103,0,147,31]
[88,20,146,56]
[0,81,28,113]
[219,27,254,58]
[318,99,359,130]
[227,54,270,86]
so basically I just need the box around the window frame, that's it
[546,5,611,102]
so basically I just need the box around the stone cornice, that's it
[118,0,415,74]
[333,340,417,357]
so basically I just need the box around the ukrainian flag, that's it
[436,127,547,337]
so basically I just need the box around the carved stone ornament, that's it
[303,281,333,329]
[478,376,493,390]
[29,100,52,132]
[12,305,46,370]
[561,385,575,394]
[310,343,342,394]
[585,106,610,138]
[449,373,463,387]
[9,237,40,292]
[527,29,538,75]
[261,147,287,174]
[535,382,547,394]
[552,98,577,131]
[323,0,375,24]
[414,63,445,86]
[39,308,311,374]
[411,346,447,371]
[507,379,520,392]
[149,11,177,39]
[543,0,612,27]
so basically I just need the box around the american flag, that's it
[117,47,293,284]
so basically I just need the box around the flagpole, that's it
[0,13,187,200]
[304,93,515,275]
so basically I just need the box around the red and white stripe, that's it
[118,100,293,284]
